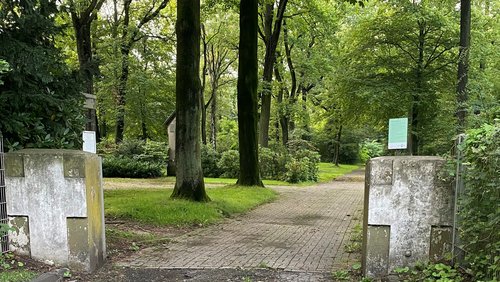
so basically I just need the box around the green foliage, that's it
[218,150,240,178]
[0,59,9,85]
[201,144,222,178]
[459,121,500,280]
[104,187,277,226]
[0,270,37,282]
[393,262,463,281]
[359,139,384,164]
[0,250,35,282]
[102,156,163,178]
[100,139,168,178]
[338,131,362,164]
[284,149,321,183]
[259,146,288,180]
[0,0,84,150]
[331,270,351,281]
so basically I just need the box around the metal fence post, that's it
[452,133,466,265]
[0,131,9,253]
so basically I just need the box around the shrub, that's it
[281,148,321,183]
[284,158,310,183]
[217,150,240,178]
[460,121,499,280]
[259,146,288,180]
[115,139,145,157]
[359,139,384,163]
[100,139,168,178]
[102,156,163,178]
[136,141,168,164]
[201,145,221,177]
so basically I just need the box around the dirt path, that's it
[89,171,365,281]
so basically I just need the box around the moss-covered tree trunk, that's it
[171,0,209,201]
[236,0,263,187]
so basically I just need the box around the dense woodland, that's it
[0,0,498,156]
[0,0,498,278]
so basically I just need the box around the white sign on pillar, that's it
[82,131,96,153]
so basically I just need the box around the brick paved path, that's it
[118,176,364,275]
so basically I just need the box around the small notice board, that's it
[388,118,408,149]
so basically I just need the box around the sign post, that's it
[388,118,408,150]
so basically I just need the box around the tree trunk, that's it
[115,0,132,144]
[70,0,105,133]
[115,44,130,143]
[258,0,289,147]
[171,0,209,201]
[409,21,425,155]
[457,0,471,133]
[210,85,217,150]
[201,24,208,145]
[237,0,263,187]
[334,125,342,167]
[274,58,288,146]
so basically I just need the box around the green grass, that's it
[105,176,290,187]
[0,270,38,282]
[104,162,359,189]
[317,163,360,183]
[104,186,277,226]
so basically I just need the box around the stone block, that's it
[5,149,106,272]
[429,226,452,262]
[363,225,390,277]
[362,156,454,278]
[8,216,30,256]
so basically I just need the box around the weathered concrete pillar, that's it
[362,156,454,278]
[5,149,106,272]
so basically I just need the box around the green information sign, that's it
[388,118,408,149]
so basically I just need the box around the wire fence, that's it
[0,132,9,253]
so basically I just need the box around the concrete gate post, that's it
[362,156,454,278]
[5,149,106,272]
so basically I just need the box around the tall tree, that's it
[258,0,289,147]
[115,0,169,143]
[237,0,263,186]
[68,0,105,132]
[456,0,471,132]
[171,0,210,201]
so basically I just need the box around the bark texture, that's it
[258,0,288,147]
[237,0,263,187]
[171,0,209,201]
[456,0,471,133]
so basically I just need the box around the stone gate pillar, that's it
[5,149,106,272]
[362,156,454,278]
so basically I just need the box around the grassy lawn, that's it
[104,162,359,189]
[104,176,290,188]
[104,186,277,226]
[317,163,360,183]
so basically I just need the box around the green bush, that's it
[201,145,222,177]
[217,150,240,178]
[102,156,163,178]
[0,4,84,151]
[283,148,320,183]
[259,146,288,180]
[460,121,499,280]
[136,141,168,164]
[359,139,384,163]
[99,139,168,178]
[284,158,310,183]
[115,139,145,157]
